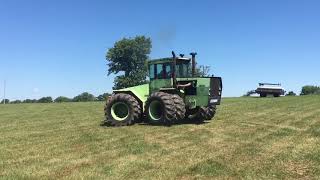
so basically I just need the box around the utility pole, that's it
[3,80,5,104]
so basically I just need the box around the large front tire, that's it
[172,94,186,121]
[145,92,176,125]
[104,93,141,126]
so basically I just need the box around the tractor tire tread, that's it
[145,92,176,125]
[205,105,216,120]
[172,94,186,121]
[104,93,141,126]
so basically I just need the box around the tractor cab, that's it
[148,57,191,80]
[147,52,222,108]
[148,56,192,92]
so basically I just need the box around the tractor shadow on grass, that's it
[137,119,210,127]
[136,121,209,127]
[100,119,209,127]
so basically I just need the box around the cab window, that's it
[149,64,155,80]
[149,63,173,80]
[156,64,163,79]
[176,63,189,78]
[165,64,172,78]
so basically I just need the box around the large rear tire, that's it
[172,94,186,121]
[145,92,176,125]
[204,105,216,120]
[186,107,206,123]
[104,93,141,126]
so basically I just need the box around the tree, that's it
[286,91,296,96]
[54,96,71,103]
[300,85,320,95]
[106,36,151,89]
[189,64,211,77]
[112,70,148,90]
[196,65,211,77]
[37,96,53,103]
[1,99,10,104]
[73,92,96,102]
[97,93,111,101]
[11,100,22,104]
[23,99,37,103]
[22,99,37,103]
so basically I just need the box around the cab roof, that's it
[148,57,191,65]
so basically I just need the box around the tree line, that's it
[1,92,111,104]
[285,85,320,96]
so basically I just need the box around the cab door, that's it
[149,63,173,93]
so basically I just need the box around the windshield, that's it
[149,63,172,80]
[149,62,190,79]
[176,63,190,78]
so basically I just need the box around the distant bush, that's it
[73,92,96,102]
[38,97,53,103]
[96,93,111,101]
[300,86,320,95]
[0,99,10,104]
[23,99,37,103]
[4,92,107,104]
[54,96,71,103]
[286,91,296,96]
[10,100,22,104]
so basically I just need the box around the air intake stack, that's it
[190,52,197,77]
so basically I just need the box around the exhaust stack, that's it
[172,51,177,88]
[190,52,197,77]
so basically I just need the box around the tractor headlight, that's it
[210,99,218,103]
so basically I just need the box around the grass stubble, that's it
[0,96,320,179]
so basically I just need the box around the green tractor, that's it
[104,52,222,126]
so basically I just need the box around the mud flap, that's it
[209,77,222,105]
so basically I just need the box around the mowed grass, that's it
[1,96,320,179]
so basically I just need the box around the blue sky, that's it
[1,0,320,100]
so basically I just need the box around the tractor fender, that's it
[113,84,149,111]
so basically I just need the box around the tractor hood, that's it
[113,83,149,104]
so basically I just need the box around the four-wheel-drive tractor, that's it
[104,51,223,126]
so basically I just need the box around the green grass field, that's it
[1,96,320,179]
